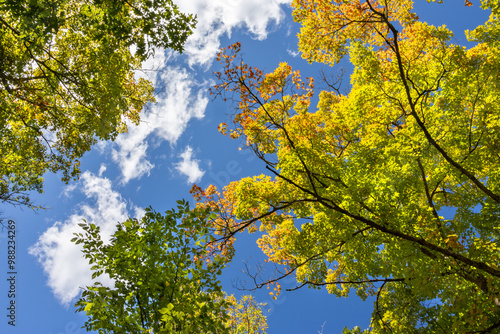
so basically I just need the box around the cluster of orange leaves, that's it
[212,43,315,150]
[190,184,238,263]
[190,181,290,296]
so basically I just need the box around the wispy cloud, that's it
[30,172,138,305]
[110,1,291,183]
[112,66,208,184]
[175,146,205,183]
[287,49,300,57]
[134,47,171,85]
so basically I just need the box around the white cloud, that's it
[175,146,205,183]
[61,183,77,198]
[287,49,300,57]
[175,0,291,67]
[29,172,137,305]
[98,164,107,177]
[111,0,292,183]
[112,66,208,184]
[135,48,172,85]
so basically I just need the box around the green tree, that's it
[73,200,268,333]
[0,0,195,208]
[195,0,500,332]
[73,201,228,333]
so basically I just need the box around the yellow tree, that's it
[224,294,268,334]
[0,0,195,208]
[196,1,500,332]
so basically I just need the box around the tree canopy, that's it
[224,294,268,334]
[73,200,268,333]
[195,0,500,332]
[0,0,196,208]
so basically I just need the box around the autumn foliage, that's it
[197,0,500,332]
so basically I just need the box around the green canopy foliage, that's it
[73,200,268,333]
[0,0,196,208]
[73,201,228,333]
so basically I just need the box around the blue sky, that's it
[0,1,490,333]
